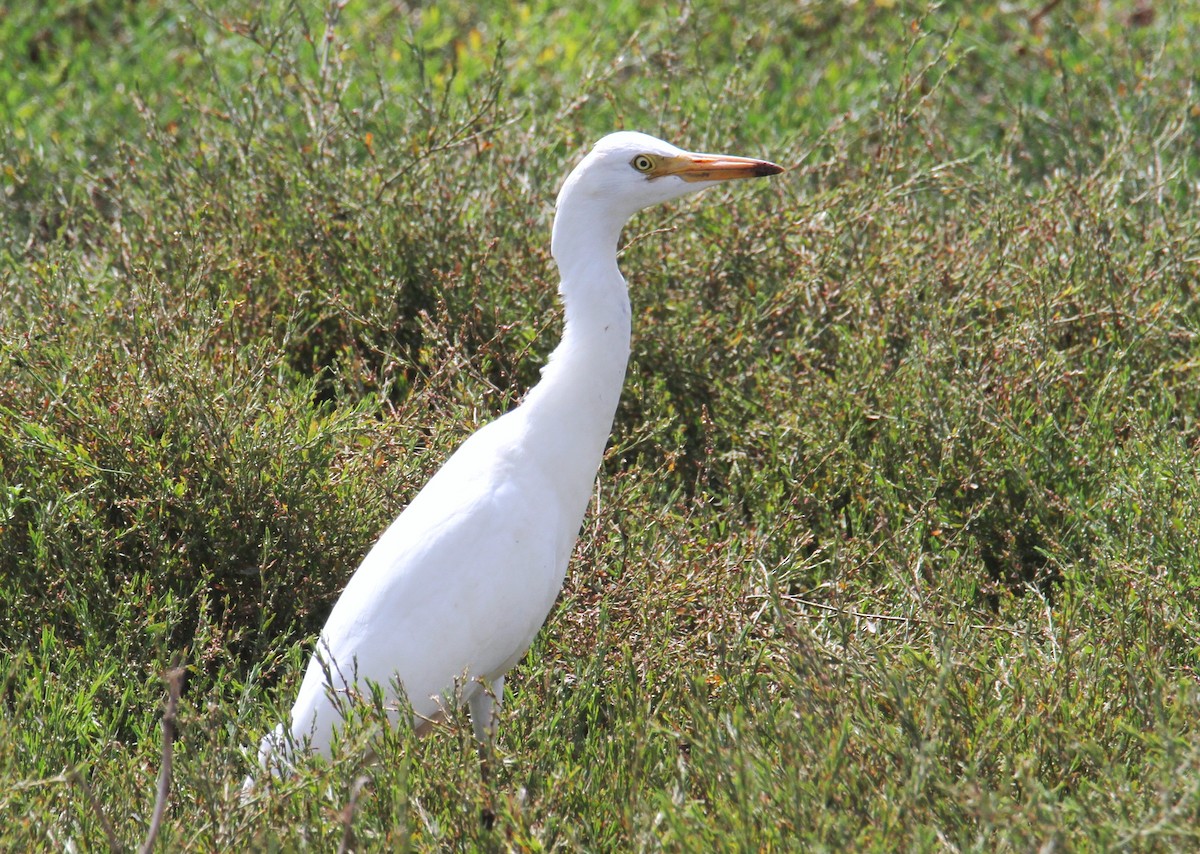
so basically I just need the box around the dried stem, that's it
[139,667,185,854]
[67,764,121,852]
[336,775,370,854]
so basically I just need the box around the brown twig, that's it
[1029,0,1064,32]
[139,667,184,854]
[618,224,678,256]
[66,764,121,852]
[336,775,371,854]
[765,593,1023,636]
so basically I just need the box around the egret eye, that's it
[631,154,655,173]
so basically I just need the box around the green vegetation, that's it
[2,0,1198,849]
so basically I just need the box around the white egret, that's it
[251,131,782,779]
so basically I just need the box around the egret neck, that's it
[519,194,633,519]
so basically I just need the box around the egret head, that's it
[551,132,783,265]
[556,131,783,223]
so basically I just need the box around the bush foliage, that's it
[2,0,1198,849]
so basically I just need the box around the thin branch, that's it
[66,764,121,852]
[1029,0,1064,32]
[139,667,184,854]
[762,593,1023,636]
[618,225,678,257]
[336,775,370,854]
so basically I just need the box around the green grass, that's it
[2,0,1199,849]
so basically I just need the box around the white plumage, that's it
[251,131,782,777]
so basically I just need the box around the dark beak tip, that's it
[759,162,785,177]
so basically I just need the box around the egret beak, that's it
[651,152,785,183]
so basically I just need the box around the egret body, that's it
[253,132,782,775]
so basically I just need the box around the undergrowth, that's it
[2,0,1198,850]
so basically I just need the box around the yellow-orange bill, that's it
[651,152,785,183]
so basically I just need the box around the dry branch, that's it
[139,667,184,854]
